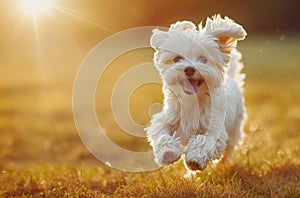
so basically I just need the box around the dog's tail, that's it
[227,48,245,89]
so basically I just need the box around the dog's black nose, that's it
[184,67,195,77]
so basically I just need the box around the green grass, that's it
[0,36,300,197]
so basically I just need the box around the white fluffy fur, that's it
[145,14,247,171]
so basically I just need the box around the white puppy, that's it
[145,14,247,171]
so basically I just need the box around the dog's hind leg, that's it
[221,116,245,164]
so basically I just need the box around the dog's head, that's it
[150,14,246,95]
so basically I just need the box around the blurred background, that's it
[0,0,299,167]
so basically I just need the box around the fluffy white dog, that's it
[145,14,247,171]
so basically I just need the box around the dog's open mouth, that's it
[182,78,204,95]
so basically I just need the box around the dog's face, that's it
[150,15,246,95]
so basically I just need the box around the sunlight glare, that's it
[21,0,51,16]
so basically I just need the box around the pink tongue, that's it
[183,79,199,94]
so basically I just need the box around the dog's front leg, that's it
[184,128,228,171]
[185,87,229,171]
[146,107,183,166]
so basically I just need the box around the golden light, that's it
[20,0,51,16]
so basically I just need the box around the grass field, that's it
[0,36,300,197]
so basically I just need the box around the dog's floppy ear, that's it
[150,29,169,50]
[170,21,196,31]
[150,21,196,49]
[204,14,247,54]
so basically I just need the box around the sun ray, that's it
[52,5,111,32]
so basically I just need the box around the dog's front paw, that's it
[184,135,216,171]
[159,150,181,166]
[152,134,183,166]
[185,160,207,171]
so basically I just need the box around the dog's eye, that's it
[173,56,183,63]
[199,56,208,64]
